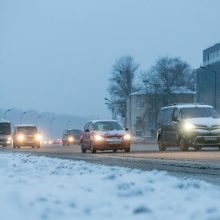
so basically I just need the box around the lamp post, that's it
[200,65,217,109]
[50,117,55,138]
[3,109,11,120]
[36,115,42,126]
[20,111,27,124]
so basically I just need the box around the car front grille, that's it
[194,136,220,145]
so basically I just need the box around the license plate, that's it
[204,137,217,141]
[107,138,121,143]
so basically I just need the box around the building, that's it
[126,89,195,138]
[197,43,220,111]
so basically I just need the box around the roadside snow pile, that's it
[0,153,220,220]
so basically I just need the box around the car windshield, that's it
[93,121,123,131]
[181,107,219,119]
[17,127,37,134]
[0,123,11,135]
[67,130,81,135]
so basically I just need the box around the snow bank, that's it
[0,152,219,220]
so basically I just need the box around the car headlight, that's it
[7,136,12,144]
[183,122,195,131]
[17,134,25,142]
[35,134,42,141]
[68,136,74,142]
[123,134,131,141]
[94,134,105,142]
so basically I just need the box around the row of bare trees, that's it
[107,55,196,126]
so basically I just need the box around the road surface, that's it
[1,143,220,185]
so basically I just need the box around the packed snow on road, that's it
[0,152,220,220]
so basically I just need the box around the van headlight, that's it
[35,134,42,141]
[183,122,195,131]
[7,136,12,144]
[68,136,74,142]
[123,134,131,141]
[17,134,25,142]
[94,134,105,142]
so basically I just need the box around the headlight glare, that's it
[68,136,74,142]
[123,134,131,141]
[94,134,105,142]
[183,122,195,131]
[17,134,25,142]
[35,134,42,141]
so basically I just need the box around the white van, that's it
[0,121,12,147]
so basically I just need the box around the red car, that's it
[80,120,131,153]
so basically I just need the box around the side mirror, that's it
[125,128,129,131]
[85,129,90,132]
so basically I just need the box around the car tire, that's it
[158,136,166,151]
[90,142,96,153]
[81,143,86,153]
[113,149,117,153]
[179,137,188,151]
[125,147,130,153]
[194,146,201,151]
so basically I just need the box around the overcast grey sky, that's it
[1,0,220,117]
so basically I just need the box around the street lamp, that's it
[50,117,55,138]
[3,109,11,120]
[36,115,42,125]
[200,65,217,109]
[20,111,27,124]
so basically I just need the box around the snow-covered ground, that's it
[0,152,220,220]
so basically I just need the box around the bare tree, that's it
[107,55,139,118]
[138,56,195,136]
[140,56,194,104]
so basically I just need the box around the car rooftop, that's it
[161,104,213,109]
[89,120,119,123]
[15,124,37,127]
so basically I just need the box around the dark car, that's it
[0,121,12,147]
[13,125,41,148]
[80,120,131,153]
[62,129,81,146]
[157,104,220,151]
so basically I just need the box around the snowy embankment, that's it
[0,153,220,220]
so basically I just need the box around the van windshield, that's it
[0,123,11,135]
[17,127,37,134]
[67,130,81,135]
[181,108,219,119]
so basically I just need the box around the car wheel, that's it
[113,149,117,153]
[81,143,86,153]
[90,142,96,153]
[194,146,201,151]
[125,147,130,153]
[179,137,188,151]
[158,136,166,151]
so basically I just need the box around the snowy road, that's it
[0,152,220,220]
[2,143,220,185]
